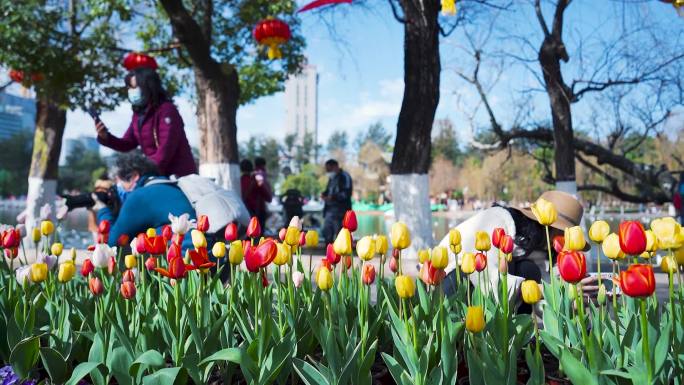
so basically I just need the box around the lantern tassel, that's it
[267,44,282,60]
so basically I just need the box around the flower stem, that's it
[544,226,557,311]
[640,299,652,383]
[575,285,595,373]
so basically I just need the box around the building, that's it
[284,65,318,158]
[0,91,36,140]
[59,136,100,165]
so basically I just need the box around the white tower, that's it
[284,64,318,160]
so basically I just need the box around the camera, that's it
[62,187,121,216]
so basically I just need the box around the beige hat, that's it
[520,190,584,231]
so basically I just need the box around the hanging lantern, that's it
[123,52,159,71]
[660,0,684,16]
[298,0,352,13]
[8,69,43,85]
[8,69,24,83]
[441,0,456,16]
[253,18,291,60]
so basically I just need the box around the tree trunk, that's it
[24,96,66,231]
[390,0,441,253]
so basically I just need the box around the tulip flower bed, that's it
[0,206,683,385]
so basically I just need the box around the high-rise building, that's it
[0,91,36,140]
[59,136,100,165]
[284,65,318,156]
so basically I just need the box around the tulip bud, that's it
[492,228,505,249]
[228,240,244,265]
[31,227,41,243]
[553,235,565,254]
[40,220,54,236]
[619,264,655,298]
[333,228,353,255]
[284,226,300,246]
[448,228,461,247]
[597,284,606,305]
[474,231,491,252]
[191,229,207,249]
[356,236,376,261]
[474,252,487,272]
[602,233,624,260]
[108,256,117,275]
[395,275,416,298]
[210,242,225,258]
[117,234,131,247]
[390,222,411,250]
[89,277,104,296]
[499,235,514,255]
[145,256,157,271]
[196,215,210,232]
[51,242,63,257]
[564,226,586,251]
[57,262,76,283]
[30,262,48,283]
[69,247,77,261]
[343,255,352,269]
[461,252,476,275]
[121,281,136,300]
[81,258,95,277]
[342,210,358,232]
[521,280,542,304]
[530,198,557,226]
[431,246,448,269]
[122,269,136,283]
[589,221,610,243]
[317,267,333,291]
[125,254,137,269]
[224,223,238,242]
[389,256,399,273]
[305,230,319,248]
[557,250,587,284]
[465,306,485,333]
[246,217,261,238]
[278,228,286,242]
[135,234,147,255]
[146,228,157,238]
[375,235,388,255]
[362,264,376,285]
[292,271,304,288]
[418,249,430,264]
[661,256,677,274]
[274,242,291,266]
[450,243,462,255]
[618,221,647,256]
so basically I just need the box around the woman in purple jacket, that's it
[96,66,197,177]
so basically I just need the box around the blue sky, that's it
[61,0,683,152]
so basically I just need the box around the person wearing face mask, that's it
[95,151,196,249]
[321,159,353,244]
[95,55,197,178]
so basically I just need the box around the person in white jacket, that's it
[438,190,597,314]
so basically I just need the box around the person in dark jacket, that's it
[95,60,197,177]
[321,159,353,243]
[95,152,195,249]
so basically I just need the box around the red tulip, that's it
[2,229,20,248]
[81,259,95,277]
[420,261,446,286]
[98,220,111,235]
[392,248,400,258]
[247,217,261,238]
[343,255,352,269]
[474,252,487,272]
[342,210,358,232]
[117,234,130,247]
[224,223,238,242]
[145,236,166,255]
[278,228,286,241]
[167,243,181,263]
[145,256,157,271]
[619,221,647,256]
[389,256,399,273]
[499,235,514,254]
[299,231,307,247]
[87,245,96,252]
[557,250,587,284]
[362,264,376,285]
[325,244,341,265]
[89,277,104,296]
[135,233,147,254]
[492,228,506,249]
[155,257,191,279]
[162,225,173,242]
[196,215,210,232]
[107,256,117,275]
[553,235,565,254]
[320,259,333,272]
[4,247,18,259]
[619,264,656,298]
[97,233,109,244]
[122,269,135,283]
[187,247,216,270]
[244,239,277,272]
[121,281,136,300]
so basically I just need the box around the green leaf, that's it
[559,349,598,385]
[293,358,330,385]
[40,347,69,384]
[142,367,188,385]
[65,361,101,385]
[108,346,133,385]
[9,335,40,379]
[129,349,166,378]
[382,352,411,385]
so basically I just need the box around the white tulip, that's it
[169,213,194,235]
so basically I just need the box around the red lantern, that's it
[123,52,158,71]
[9,69,24,83]
[253,18,291,60]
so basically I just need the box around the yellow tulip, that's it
[51,242,63,257]
[212,242,226,258]
[191,229,207,249]
[228,240,244,265]
[30,263,48,283]
[274,242,292,266]
[431,246,448,269]
[390,222,411,250]
[465,306,485,333]
[333,228,353,255]
[650,217,684,250]
[461,252,476,274]
[57,262,76,283]
[317,267,333,291]
[602,233,624,260]
[564,226,586,251]
[661,256,678,274]
[284,226,300,247]
[31,227,41,243]
[530,198,557,226]
[521,280,542,304]
[356,236,376,261]
[124,254,137,269]
[305,231,319,247]
[40,220,54,236]
[448,228,462,246]
[474,231,491,252]
[588,221,610,243]
[640,230,658,259]
[395,275,416,299]
[418,249,430,264]
[375,235,388,255]
[146,228,157,237]
[450,244,462,255]
[70,247,77,262]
